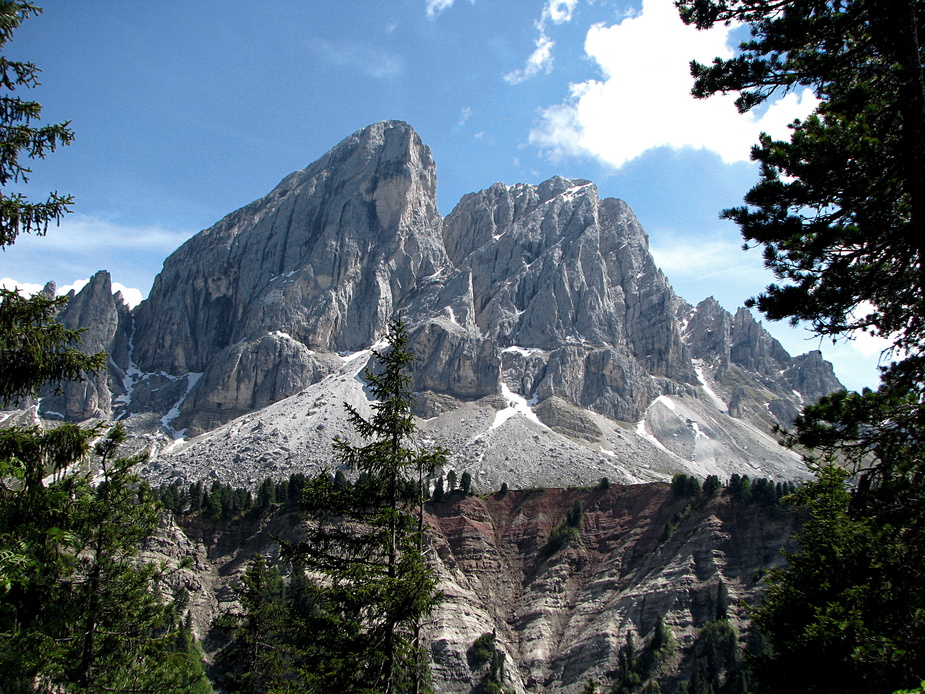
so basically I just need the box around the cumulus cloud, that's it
[0,278,45,296]
[529,0,817,167]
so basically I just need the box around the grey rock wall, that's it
[35,121,844,481]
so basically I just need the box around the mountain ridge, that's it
[26,120,842,489]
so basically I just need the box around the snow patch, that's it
[690,421,707,440]
[502,345,547,357]
[490,383,544,430]
[654,394,676,411]
[115,325,143,410]
[693,360,728,413]
[161,372,203,439]
[635,418,674,455]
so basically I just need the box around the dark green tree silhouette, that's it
[283,318,445,693]
[679,1,925,691]
[215,554,291,694]
[0,1,74,247]
[460,470,472,495]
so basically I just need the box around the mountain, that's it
[150,484,800,693]
[30,121,842,489]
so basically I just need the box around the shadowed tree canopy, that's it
[678,1,925,691]
[680,0,925,372]
[0,1,74,246]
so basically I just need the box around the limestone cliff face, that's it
[152,485,799,693]
[39,271,132,421]
[131,121,448,430]
[40,121,844,485]
[441,178,694,422]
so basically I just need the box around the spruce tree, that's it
[678,1,925,690]
[283,318,445,693]
[0,7,208,688]
[215,554,291,694]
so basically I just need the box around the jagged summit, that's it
[32,122,843,487]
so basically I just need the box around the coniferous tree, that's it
[0,9,208,687]
[215,554,291,694]
[432,475,445,503]
[678,2,925,690]
[283,318,445,693]
[0,1,73,249]
[460,470,472,496]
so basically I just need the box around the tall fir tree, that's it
[677,1,925,691]
[283,318,445,694]
[0,5,210,689]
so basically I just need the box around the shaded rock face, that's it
[43,120,844,483]
[784,350,844,403]
[152,485,799,694]
[443,179,695,383]
[39,271,132,421]
[684,297,732,367]
[424,487,798,692]
[131,121,447,427]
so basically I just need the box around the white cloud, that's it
[0,278,45,296]
[458,106,472,127]
[543,0,579,25]
[34,214,193,254]
[649,231,772,303]
[0,213,191,306]
[505,0,581,85]
[505,33,556,85]
[529,0,818,167]
[426,0,456,17]
[1,276,143,308]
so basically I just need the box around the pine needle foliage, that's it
[677,1,925,690]
[283,318,445,694]
[0,1,74,246]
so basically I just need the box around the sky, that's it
[0,0,889,391]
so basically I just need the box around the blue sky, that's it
[0,0,887,391]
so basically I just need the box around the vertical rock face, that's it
[40,121,844,482]
[40,271,132,421]
[729,307,792,375]
[441,177,695,422]
[133,121,445,366]
[784,350,844,402]
[131,121,450,430]
[684,297,732,368]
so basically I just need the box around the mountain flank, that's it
[150,482,799,693]
[25,120,842,489]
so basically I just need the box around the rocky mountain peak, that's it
[33,122,845,487]
[39,270,132,421]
